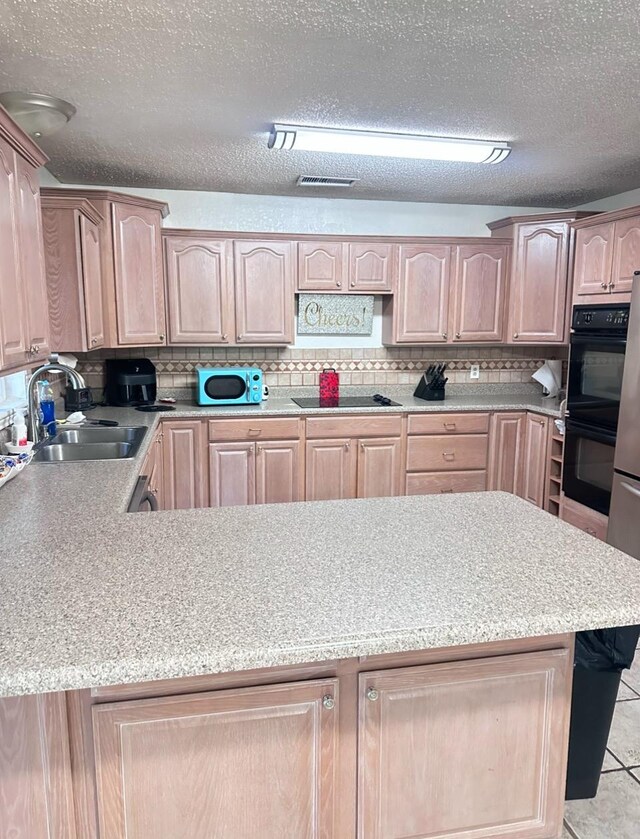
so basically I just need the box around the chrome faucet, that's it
[27,354,86,443]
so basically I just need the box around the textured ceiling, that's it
[1,0,640,205]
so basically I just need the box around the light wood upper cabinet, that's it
[162,420,207,510]
[234,240,295,344]
[306,438,357,501]
[297,241,344,291]
[488,412,526,494]
[357,437,402,498]
[573,222,614,298]
[112,203,166,345]
[451,244,507,342]
[0,134,27,369]
[520,413,549,507]
[348,242,395,292]
[384,245,451,343]
[358,649,570,839]
[14,157,50,362]
[611,216,640,294]
[164,235,234,344]
[256,440,301,504]
[92,679,339,839]
[509,222,570,343]
[42,195,105,353]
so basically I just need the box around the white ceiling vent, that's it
[296,175,359,188]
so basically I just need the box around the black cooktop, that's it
[292,395,402,408]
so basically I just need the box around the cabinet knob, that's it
[159,334,165,341]
[322,695,335,710]
[350,281,355,287]
[513,332,519,339]
[601,282,608,288]
[634,270,640,276]
[455,332,461,339]
[237,335,242,342]
[336,281,342,288]
[609,281,615,289]
[344,441,350,451]
[367,687,379,702]
[222,333,228,341]
[360,441,365,451]
[442,332,447,339]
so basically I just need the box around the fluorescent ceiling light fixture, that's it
[269,124,511,164]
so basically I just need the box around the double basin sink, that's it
[34,426,147,462]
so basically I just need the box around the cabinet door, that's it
[0,136,26,369]
[392,245,451,342]
[297,241,344,291]
[79,214,105,350]
[305,438,357,501]
[165,236,234,344]
[15,156,50,361]
[162,421,207,510]
[93,679,338,839]
[208,442,255,508]
[112,203,166,345]
[256,440,301,504]
[357,437,402,498]
[358,649,571,839]
[451,244,507,342]
[143,429,164,510]
[234,240,294,343]
[611,216,640,295]
[348,242,395,292]
[573,222,614,297]
[510,223,570,343]
[488,412,526,494]
[520,414,549,507]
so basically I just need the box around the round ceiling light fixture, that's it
[0,91,76,139]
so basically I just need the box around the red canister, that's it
[319,368,339,406]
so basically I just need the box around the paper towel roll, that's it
[532,360,562,397]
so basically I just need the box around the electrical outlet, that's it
[470,364,480,380]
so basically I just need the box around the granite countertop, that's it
[2,492,640,698]
[2,384,606,700]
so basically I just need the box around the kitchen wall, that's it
[76,345,567,393]
[574,186,640,212]
[39,170,559,236]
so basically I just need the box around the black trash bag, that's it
[574,625,640,672]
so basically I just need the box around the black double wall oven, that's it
[563,304,630,515]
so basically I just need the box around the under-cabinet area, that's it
[143,408,558,516]
[1,634,573,839]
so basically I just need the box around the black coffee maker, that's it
[104,359,157,407]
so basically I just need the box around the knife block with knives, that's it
[414,364,448,401]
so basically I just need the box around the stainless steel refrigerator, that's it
[608,276,640,559]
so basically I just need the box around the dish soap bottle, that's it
[37,380,57,437]
[11,411,28,447]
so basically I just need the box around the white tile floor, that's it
[564,655,640,838]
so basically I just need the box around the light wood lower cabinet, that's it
[208,440,301,507]
[560,495,608,541]
[305,436,402,501]
[488,411,527,494]
[521,414,550,507]
[140,426,164,510]
[162,420,207,510]
[92,679,339,839]
[358,648,571,839]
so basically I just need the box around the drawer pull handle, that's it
[440,488,454,493]
[443,422,457,430]
[443,452,455,461]
[248,429,262,436]
[367,687,379,701]
[322,695,335,710]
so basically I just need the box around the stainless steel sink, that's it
[33,426,147,462]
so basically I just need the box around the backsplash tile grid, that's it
[77,347,568,391]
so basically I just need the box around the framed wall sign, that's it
[298,294,374,335]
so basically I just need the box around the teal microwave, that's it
[196,367,263,405]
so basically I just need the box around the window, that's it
[0,370,28,430]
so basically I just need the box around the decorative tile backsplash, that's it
[76,346,568,393]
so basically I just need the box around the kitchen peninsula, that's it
[2,412,640,839]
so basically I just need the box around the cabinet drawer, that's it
[407,412,490,436]
[406,470,487,495]
[406,434,488,472]
[208,417,300,442]
[560,496,608,541]
[305,414,403,439]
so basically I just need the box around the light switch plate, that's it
[470,364,480,380]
